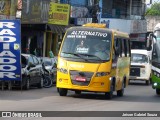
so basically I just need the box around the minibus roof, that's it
[67,26,129,39]
[67,26,112,34]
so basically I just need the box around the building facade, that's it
[0,0,150,57]
[20,0,96,57]
[99,0,147,33]
[99,0,147,44]
[146,16,160,32]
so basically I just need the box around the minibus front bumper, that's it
[56,72,111,92]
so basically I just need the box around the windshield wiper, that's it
[61,52,107,62]
[61,52,89,62]
[77,53,103,61]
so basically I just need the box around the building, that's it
[1,0,148,57]
[0,0,98,57]
[20,0,96,57]
[99,0,147,47]
[20,0,71,57]
[146,16,160,32]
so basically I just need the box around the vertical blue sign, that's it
[0,20,21,81]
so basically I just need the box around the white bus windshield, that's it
[60,28,112,62]
[131,54,148,63]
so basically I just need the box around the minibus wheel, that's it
[59,88,68,96]
[117,81,125,97]
[105,85,113,99]
[156,89,160,95]
[75,90,81,95]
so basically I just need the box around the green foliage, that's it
[145,3,160,16]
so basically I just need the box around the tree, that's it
[145,2,160,16]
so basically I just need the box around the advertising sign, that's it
[48,3,70,25]
[22,0,50,23]
[0,0,17,19]
[0,20,21,81]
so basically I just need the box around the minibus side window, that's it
[121,39,125,57]
[119,39,122,57]
[112,45,119,63]
[112,46,115,60]
[114,38,119,57]
[126,39,131,57]
[128,39,131,57]
[124,39,128,57]
[114,38,122,57]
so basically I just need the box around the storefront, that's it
[46,2,71,57]
[21,1,71,57]
[21,0,50,56]
[21,24,46,56]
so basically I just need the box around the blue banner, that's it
[0,20,21,81]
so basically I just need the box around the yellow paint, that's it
[83,23,106,28]
[48,3,70,25]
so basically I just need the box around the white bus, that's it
[151,23,160,95]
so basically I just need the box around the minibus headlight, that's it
[96,72,109,77]
[58,68,68,74]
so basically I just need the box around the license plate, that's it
[75,76,86,82]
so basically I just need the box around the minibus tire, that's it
[117,82,125,97]
[75,90,81,95]
[105,85,113,99]
[156,89,160,95]
[59,88,68,96]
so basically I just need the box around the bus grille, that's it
[130,68,140,76]
[70,70,94,86]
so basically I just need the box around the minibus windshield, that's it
[60,28,112,62]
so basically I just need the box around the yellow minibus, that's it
[56,23,131,99]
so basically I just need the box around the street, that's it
[0,81,159,113]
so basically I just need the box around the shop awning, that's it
[47,24,74,33]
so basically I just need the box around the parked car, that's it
[11,54,43,89]
[41,57,57,83]
[129,49,152,85]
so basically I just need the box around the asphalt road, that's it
[0,81,160,120]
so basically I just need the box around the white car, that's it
[129,49,152,85]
